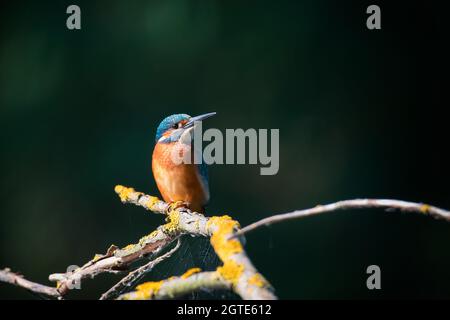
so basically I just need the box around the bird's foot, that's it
[166,201,190,214]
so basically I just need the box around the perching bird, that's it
[151,113,229,297]
[152,113,216,213]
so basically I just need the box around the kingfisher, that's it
[152,112,216,213]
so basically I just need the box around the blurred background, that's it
[0,0,449,299]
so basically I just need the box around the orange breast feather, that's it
[152,142,209,212]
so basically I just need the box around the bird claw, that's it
[166,201,190,214]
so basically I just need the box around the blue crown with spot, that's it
[155,114,190,142]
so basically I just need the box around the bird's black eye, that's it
[172,123,178,129]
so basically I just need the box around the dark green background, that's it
[1,0,449,299]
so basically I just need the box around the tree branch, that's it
[233,199,450,238]
[2,185,448,300]
[48,227,176,296]
[114,185,277,300]
[117,270,230,300]
[100,237,182,300]
[0,268,60,299]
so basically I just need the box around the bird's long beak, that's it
[183,112,216,129]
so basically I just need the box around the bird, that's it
[152,112,216,213]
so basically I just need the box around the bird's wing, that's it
[197,161,210,204]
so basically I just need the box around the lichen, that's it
[207,215,243,261]
[132,280,164,299]
[247,273,267,288]
[194,219,200,232]
[122,244,135,251]
[420,204,430,214]
[206,216,244,287]
[163,210,180,234]
[145,196,160,209]
[181,268,201,279]
[217,260,244,286]
[148,230,160,238]
[137,230,156,245]
[114,243,141,258]
[115,185,136,202]
[92,254,103,262]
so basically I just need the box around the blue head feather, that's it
[155,114,191,143]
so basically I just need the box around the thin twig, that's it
[100,237,182,300]
[233,199,450,238]
[0,268,60,299]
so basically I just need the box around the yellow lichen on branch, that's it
[4,184,448,300]
[131,280,164,300]
[163,210,180,234]
[114,185,166,213]
[208,215,242,261]
[248,273,268,288]
[115,185,139,202]
[113,186,276,299]
[146,196,160,209]
[118,270,230,300]
[181,268,202,279]
[207,216,245,287]
[92,254,103,262]
[217,260,244,286]
[420,204,430,214]
[122,244,135,251]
